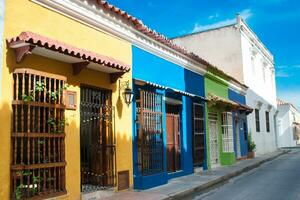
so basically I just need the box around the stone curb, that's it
[163,150,290,200]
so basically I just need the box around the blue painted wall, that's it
[0,0,5,97]
[228,89,246,104]
[132,47,204,97]
[228,89,248,158]
[132,46,205,189]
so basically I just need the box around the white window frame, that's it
[221,112,234,152]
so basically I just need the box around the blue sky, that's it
[109,0,300,108]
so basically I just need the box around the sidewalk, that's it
[104,150,288,200]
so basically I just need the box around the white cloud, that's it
[276,71,290,78]
[276,64,300,77]
[277,64,300,69]
[192,9,252,33]
[208,13,219,19]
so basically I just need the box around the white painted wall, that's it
[239,21,277,154]
[246,89,277,154]
[277,104,300,147]
[172,16,278,154]
[0,0,5,98]
[173,25,244,82]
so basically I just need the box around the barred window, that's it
[136,90,164,175]
[221,112,234,152]
[11,69,66,199]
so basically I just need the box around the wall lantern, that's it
[119,80,134,105]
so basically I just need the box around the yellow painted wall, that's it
[0,0,133,199]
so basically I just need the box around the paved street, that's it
[185,149,300,200]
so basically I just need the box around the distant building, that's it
[172,15,277,155]
[277,99,300,147]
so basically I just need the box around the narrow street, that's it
[185,149,300,200]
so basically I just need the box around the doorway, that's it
[208,113,219,166]
[235,119,241,158]
[80,86,115,193]
[166,104,181,173]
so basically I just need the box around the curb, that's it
[165,150,290,200]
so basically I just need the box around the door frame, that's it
[208,112,219,167]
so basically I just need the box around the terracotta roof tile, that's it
[7,31,130,72]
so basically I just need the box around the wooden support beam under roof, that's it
[72,61,90,75]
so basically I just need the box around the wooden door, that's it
[166,114,181,172]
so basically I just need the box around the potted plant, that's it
[247,134,256,158]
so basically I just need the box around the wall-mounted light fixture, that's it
[119,80,134,105]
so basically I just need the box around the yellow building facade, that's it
[0,0,133,199]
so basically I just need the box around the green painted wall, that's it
[204,72,236,169]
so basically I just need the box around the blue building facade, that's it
[228,89,249,158]
[132,46,206,189]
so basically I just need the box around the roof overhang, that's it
[207,93,239,110]
[207,93,253,114]
[7,31,130,83]
[134,79,206,101]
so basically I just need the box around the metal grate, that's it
[209,113,219,165]
[11,69,67,200]
[221,112,234,152]
[193,103,205,167]
[136,90,164,176]
[80,86,116,192]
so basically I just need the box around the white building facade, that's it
[172,15,278,155]
[277,99,300,147]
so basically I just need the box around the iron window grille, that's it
[136,90,164,176]
[11,69,67,200]
[193,103,205,167]
[221,112,234,153]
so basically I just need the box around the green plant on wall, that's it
[35,81,45,92]
[15,171,41,199]
[47,117,68,133]
[22,93,34,102]
[22,82,69,103]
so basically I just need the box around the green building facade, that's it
[205,70,237,169]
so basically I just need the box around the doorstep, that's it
[82,189,115,200]
[103,149,288,200]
